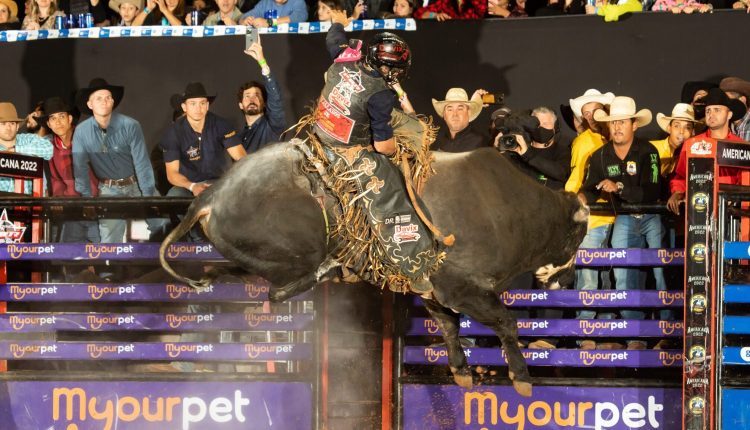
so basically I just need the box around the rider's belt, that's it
[100,175,136,187]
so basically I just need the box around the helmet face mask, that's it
[365,32,411,84]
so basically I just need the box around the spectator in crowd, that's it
[564,89,615,341]
[240,0,308,26]
[109,0,143,25]
[488,0,528,17]
[42,96,101,243]
[651,0,712,12]
[132,0,185,25]
[431,88,490,152]
[200,0,241,24]
[238,37,286,154]
[532,0,584,16]
[73,78,165,243]
[21,0,65,29]
[0,102,53,194]
[584,0,641,21]
[0,0,21,29]
[668,88,747,213]
[317,0,364,21]
[58,0,109,25]
[650,103,698,321]
[581,96,660,350]
[681,80,717,121]
[732,0,750,10]
[23,101,48,138]
[160,82,246,203]
[415,0,486,20]
[720,76,750,141]
[380,0,415,17]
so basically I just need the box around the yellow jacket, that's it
[565,129,614,230]
[650,138,677,177]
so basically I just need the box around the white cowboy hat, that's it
[569,89,615,118]
[109,0,144,12]
[656,103,700,133]
[432,88,482,122]
[593,96,652,127]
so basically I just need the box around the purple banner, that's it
[402,384,681,430]
[0,381,311,430]
[0,341,312,361]
[0,312,313,332]
[403,347,683,367]
[408,318,683,337]
[0,242,224,261]
[576,248,683,266]
[416,290,684,308]
[0,243,684,265]
[0,282,309,302]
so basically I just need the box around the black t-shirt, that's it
[432,125,491,153]
[581,138,661,204]
[160,112,241,183]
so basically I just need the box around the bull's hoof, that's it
[513,381,533,397]
[450,367,474,389]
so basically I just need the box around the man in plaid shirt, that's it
[0,102,53,194]
[720,76,750,142]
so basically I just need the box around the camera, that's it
[481,92,505,105]
[497,134,521,151]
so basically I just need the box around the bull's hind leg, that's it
[423,299,473,389]
[268,257,340,303]
[443,289,533,397]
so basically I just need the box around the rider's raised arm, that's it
[326,13,350,60]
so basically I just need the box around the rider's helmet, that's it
[365,32,412,83]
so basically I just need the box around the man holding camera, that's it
[580,96,661,350]
[431,88,491,152]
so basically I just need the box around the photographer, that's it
[492,107,570,350]
[493,107,570,190]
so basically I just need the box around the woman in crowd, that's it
[109,0,143,25]
[381,0,416,17]
[317,0,364,21]
[21,0,65,30]
[132,0,185,25]
[0,0,21,29]
[414,0,486,20]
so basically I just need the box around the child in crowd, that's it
[109,0,143,25]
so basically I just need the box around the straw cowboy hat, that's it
[109,0,144,12]
[432,88,482,122]
[0,102,25,123]
[0,0,18,21]
[656,103,699,133]
[593,96,652,127]
[569,89,615,118]
[76,78,125,114]
[720,76,750,100]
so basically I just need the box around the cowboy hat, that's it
[559,104,578,133]
[109,0,144,12]
[656,103,699,133]
[181,82,216,103]
[569,89,615,118]
[699,87,747,121]
[431,88,482,122]
[76,78,124,114]
[0,102,25,123]
[39,96,73,124]
[0,0,18,20]
[680,81,718,104]
[593,96,652,127]
[720,76,750,101]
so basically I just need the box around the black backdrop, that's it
[2,11,750,148]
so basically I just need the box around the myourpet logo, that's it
[85,244,134,259]
[9,285,58,300]
[423,347,473,363]
[88,284,137,300]
[578,291,628,306]
[501,291,548,306]
[243,283,269,299]
[578,320,628,335]
[166,284,214,299]
[659,321,682,336]
[166,314,215,328]
[166,243,214,259]
[86,343,134,359]
[576,249,626,265]
[52,387,251,430]
[86,315,136,330]
[6,244,55,259]
[164,343,214,358]
[579,351,629,366]
[658,249,684,264]
[9,343,57,358]
[658,291,683,305]
[422,318,472,335]
[463,392,665,430]
[10,315,56,330]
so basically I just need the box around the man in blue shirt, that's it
[0,102,53,194]
[237,37,286,154]
[160,82,246,198]
[240,0,307,26]
[73,78,165,243]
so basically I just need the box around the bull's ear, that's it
[573,193,589,224]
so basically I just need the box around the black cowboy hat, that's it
[39,96,73,123]
[75,78,125,114]
[559,104,577,133]
[680,80,718,104]
[698,87,747,121]
[180,82,216,103]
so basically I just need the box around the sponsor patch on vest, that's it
[316,98,355,143]
[393,223,420,243]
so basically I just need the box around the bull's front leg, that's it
[423,299,473,389]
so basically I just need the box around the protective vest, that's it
[314,61,388,147]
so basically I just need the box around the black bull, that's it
[159,142,588,396]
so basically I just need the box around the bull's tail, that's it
[159,204,212,290]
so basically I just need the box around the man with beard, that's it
[668,88,747,213]
[237,36,286,153]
